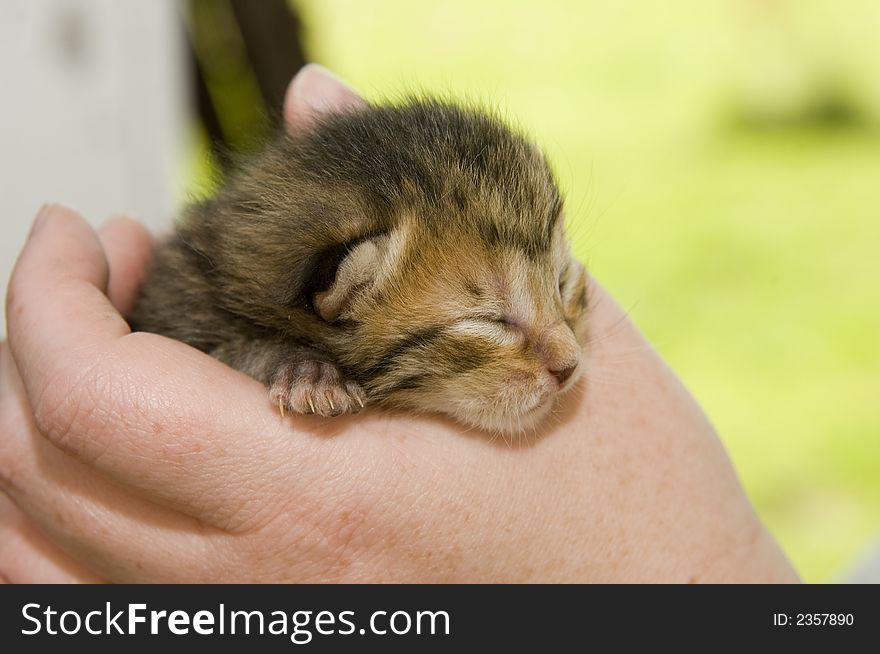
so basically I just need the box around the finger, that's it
[0,346,237,582]
[97,216,154,316]
[0,431,237,583]
[0,493,104,583]
[29,332,339,532]
[5,215,321,531]
[4,206,352,532]
[6,205,130,398]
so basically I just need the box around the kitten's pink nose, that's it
[550,363,576,386]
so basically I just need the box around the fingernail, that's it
[29,203,53,238]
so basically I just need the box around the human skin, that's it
[0,205,799,583]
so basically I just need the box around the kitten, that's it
[129,65,588,435]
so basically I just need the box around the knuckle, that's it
[0,409,26,500]
[30,356,108,463]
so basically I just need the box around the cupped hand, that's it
[0,205,799,583]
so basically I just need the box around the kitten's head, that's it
[285,66,589,435]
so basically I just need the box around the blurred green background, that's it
[190,0,880,582]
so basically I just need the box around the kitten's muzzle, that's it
[534,321,581,388]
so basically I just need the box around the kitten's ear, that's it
[283,64,366,134]
[314,236,388,322]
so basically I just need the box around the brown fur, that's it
[129,98,588,434]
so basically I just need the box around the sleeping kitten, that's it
[129,65,588,435]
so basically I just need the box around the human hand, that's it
[0,205,799,582]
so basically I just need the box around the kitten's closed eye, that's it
[469,312,514,326]
[467,312,520,333]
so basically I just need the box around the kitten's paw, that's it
[269,359,366,418]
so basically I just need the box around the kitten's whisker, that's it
[595,344,653,356]
[584,374,630,388]
[585,314,636,348]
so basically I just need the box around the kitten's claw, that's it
[269,358,366,418]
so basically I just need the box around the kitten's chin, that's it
[424,365,584,437]
[464,396,556,437]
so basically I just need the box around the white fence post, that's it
[0,0,186,332]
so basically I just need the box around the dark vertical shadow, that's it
[229,0,307,115]
[185,0,309,170]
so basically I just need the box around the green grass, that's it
[283,0,880,581]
